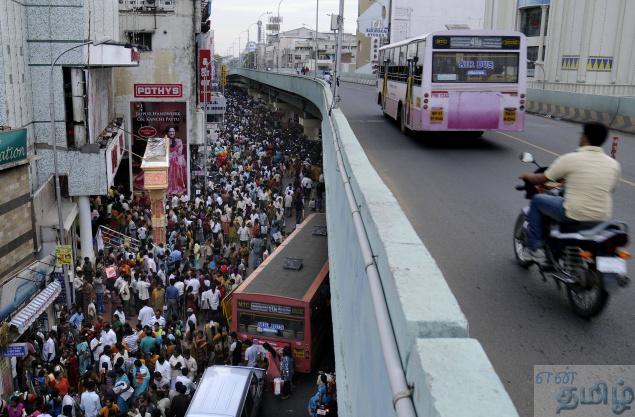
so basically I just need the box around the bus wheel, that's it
[398,106,410,135]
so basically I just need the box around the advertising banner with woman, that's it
[130,102,188,195]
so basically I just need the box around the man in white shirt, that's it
[90,334,103,362]
[80,381,101,417]
[186,276,200,296]
[145,253,157,274]
[137,276,151,305]
[138,304,155,328]
[99,346,113,372]
[244,340,262,367]
[100,324,117,347]
[183,350,197,378]
[42,332,56,363]
[150,310,166,328]
[154,354,172,382]
[174,368,196,395]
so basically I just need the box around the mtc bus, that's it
[377,30,527,135]
[230,213,330,373]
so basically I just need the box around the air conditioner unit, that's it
[143,0,157,11]
[159,0,175,11]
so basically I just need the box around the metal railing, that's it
[98,225,141,253]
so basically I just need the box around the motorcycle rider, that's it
[520,122,621,264]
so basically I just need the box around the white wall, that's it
[391,0,486,42]
[486,0,635,95]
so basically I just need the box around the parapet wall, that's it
[230,68,519,417]
[336,73,635,133]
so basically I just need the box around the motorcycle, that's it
[513,152,630,318]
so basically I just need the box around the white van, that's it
[185,366,265,417]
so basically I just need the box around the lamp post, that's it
[255,11,272,70]
[49,37,110,304]
[276,0,285,71]
[315,0,319,78]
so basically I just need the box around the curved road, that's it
[339,82,635,416]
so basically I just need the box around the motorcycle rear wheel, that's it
[513,214,532,268]
[567,269,609,318]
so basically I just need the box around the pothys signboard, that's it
[0,128,28,169]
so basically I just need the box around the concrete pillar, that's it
[300,117,321,140]
[149,189,167,245]
[78,196,95,262]
[141,138,169,246]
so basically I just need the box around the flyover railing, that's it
[229,68,519,417]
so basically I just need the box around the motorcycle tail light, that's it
[617,249,631,260]
[580,250,593,260]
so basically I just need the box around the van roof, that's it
[186,366,254,417]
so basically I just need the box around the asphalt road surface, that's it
[339,82,635,417]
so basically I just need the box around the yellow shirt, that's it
[545,146,620,221]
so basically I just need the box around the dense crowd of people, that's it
[1,87,327,417]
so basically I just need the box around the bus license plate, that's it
[430,108,444,123]
[503,110,516,124]
[596,257,627,274]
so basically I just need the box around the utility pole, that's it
[333,0,344,103]
[314,0,319,77]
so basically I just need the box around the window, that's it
[407,42,417,61]
[527,46,538,78]
[432,52,519,83]
[399,46,407,66]
[519,7,542,37]
[127,32,152,51]
[238,312,305,341]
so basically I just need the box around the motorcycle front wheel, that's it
[513,213,532,268]
[567,269,609,318]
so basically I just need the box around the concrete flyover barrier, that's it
[230,68,519,417]
[526,88,635,134]
[335,73,635,134]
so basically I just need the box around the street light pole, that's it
[314,0,319,78]
[333,0,344,102]
[276,0,285,71]
[49,38,110,304]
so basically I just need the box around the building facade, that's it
[264,27,357,73]
[485,0,635,95]
[0,0,136,395]
[115,0,206,197]
[355,0,486,74]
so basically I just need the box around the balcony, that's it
[118,0,175,13]
[63,119,127,196]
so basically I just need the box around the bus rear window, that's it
[238,312,305,341]
[432,52,519,83]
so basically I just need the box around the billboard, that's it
[130,102,188,195]
[0,128,28,170]
[199,49,212,102]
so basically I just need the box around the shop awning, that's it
[9,280,61,335]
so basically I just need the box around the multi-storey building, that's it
[485,0,635,95]
[115,0,209,198]
[264,27,357,73]
[0,0,137,395]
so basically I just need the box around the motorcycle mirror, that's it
[520,152,535,163]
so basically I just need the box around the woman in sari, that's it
[167,127,187,195]
[76,335,90,377]
[114,367,133,414]
[131,359,151,399]
[193,331,208,369]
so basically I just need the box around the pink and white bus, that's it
[377,30,527,136]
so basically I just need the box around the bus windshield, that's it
[432,52,519,83]
[238,312,305,341]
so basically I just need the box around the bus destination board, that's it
[238,300,305,316]
[433,36,520,50]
